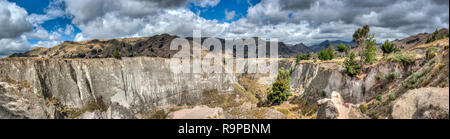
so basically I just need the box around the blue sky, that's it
[0,0,448,57]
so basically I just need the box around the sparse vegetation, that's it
[267,68,292,105]
[376,94,382,102]
[389,93,396,101]
[426,29,446,43]
[426,47,438,60]
[381,40,398,54]
[296,54,309,64]
[276,108,290,115]
[150,109,167,119]
[385,72,400,80]
[388,52,415,65]
[344,52,361,77]
[113,49,121,59]
[375,73,384,80]
[360,102,368,114]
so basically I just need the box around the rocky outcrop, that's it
[391,87,449,119]
[0,82,54,119]
[0,57,238,118]
[167,105,225,119]
[316,91,366,119]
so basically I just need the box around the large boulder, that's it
[391,87,449,119]
[317,91,367,119]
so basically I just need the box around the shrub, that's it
[113,49,121,59]
[381,40,398,54]
[359,102,368,114]
[318,48,331,60]
[385,72,400,80]
[267,68,292,105]
[426,47,438,60]
[344,52,361,77]
[296,54,310,64]
[375,73,384,80]
[327,44,337,60]
[276,108,290,115]
[376,94,382,101]
[388,52,415,65]
[317,45,337,61]
[389,93,396,101]
[337,44,348,53]
[362,35,378,64]
[150,109,167,119]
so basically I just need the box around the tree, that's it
[353,25,370,48]
[267,68,292,105]
[381,40,398,54]
[113,49,121,59]
[337,44,348,53]
[327,44,337,59]
[362,34,377,64]
[318,48,330,60]
[296,54,301,64]
[344,52,361,77]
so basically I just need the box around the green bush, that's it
[381,40,398,54]
[385,72,400,80]
[375,73,384,80]
[318,48,330,60]
[362,35,378,64]
[268,68,292,105]
[359,102,368,114]
[296,54,310,64]
[344,52,361,77]
[376,94,382,102]
[337,44,348,53]
[389,93,396,101]
[113,49,121,59]
[388,52,415,65]
[426,47,438,60]
[318,45,336,60]
[327,44,337,60]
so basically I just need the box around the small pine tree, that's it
[344,52,361,77]
[267,68,292,105]
[362,34,377,64]
[327,44,336,60]
[381,40,398,54]
[113,49,121,59]
[318,48,331,60]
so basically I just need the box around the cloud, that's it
[225,9,236,20]
[245,0,449,43]
[35,0,449,47]
[0,36,31,57]
[191,0,220,8]
[0,0,33,39]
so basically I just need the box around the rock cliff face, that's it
[0,57,238,118]
[391,87,449,119]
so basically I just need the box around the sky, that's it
[0,0,449,57]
